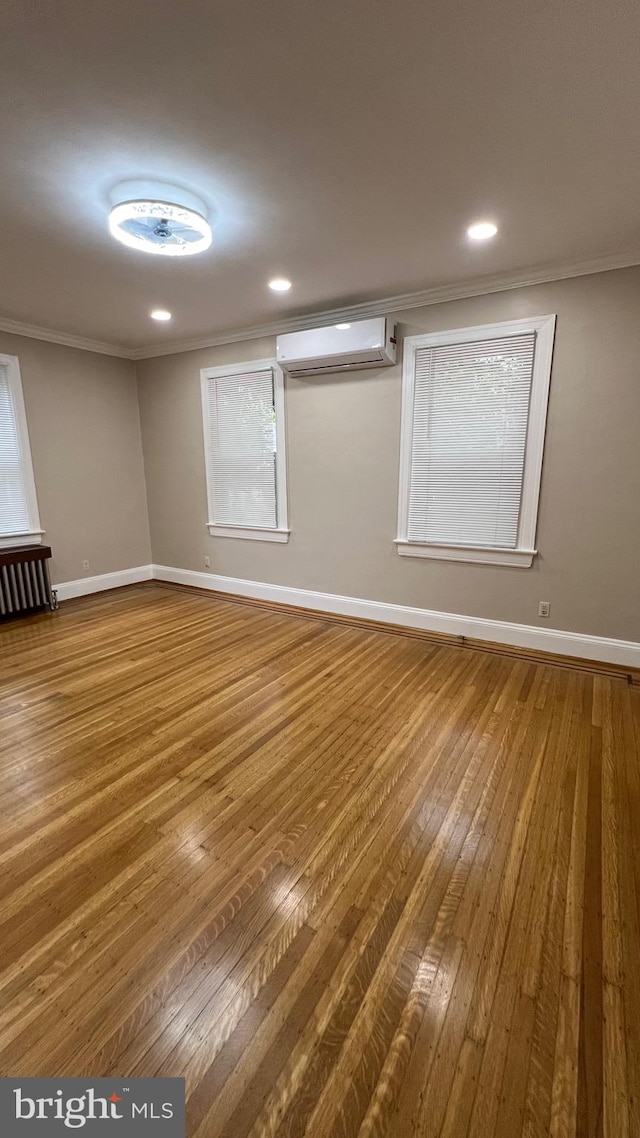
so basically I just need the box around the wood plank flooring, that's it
[0,582,638,1136]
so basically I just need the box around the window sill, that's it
[207,524,290,544]
[395,540,535,568]
[0,530,44,550]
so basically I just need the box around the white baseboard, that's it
[54,565,153,602]
[50,562,640,669]
[152,564,640,669]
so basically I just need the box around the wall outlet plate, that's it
[538,601,551,618]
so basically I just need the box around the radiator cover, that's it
[0,544,55,619]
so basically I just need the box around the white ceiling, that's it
[1,0,639,355]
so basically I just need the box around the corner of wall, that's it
[133,359,153,566]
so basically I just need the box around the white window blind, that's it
[397,316,556,567]
[0,362,31,537]
[408,334,535,548]
[201,360,289,541]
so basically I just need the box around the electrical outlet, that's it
[204,556,211,568]
[538,601,550,618]
[82,560,90,571]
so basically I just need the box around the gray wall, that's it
[136,266,640,643]
[0,331,151,585]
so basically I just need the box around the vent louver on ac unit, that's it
[277,318,396,377]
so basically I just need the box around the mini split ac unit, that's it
[276,317,396,377]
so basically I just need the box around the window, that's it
[201,358,289,542]
[396,315,555,567]
[0,354,42,549]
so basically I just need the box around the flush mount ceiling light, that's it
[335,323,351,329]
[150,309,172,321]
[467,220,498,241]
[108,200,212,256]
[268,277,292,292]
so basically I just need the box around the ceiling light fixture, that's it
[467,220,498,241]
[268,277,292,292]
[335,323,351,329]
[150,309,172,321]
[109,200,212,257]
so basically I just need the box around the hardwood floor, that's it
[0,583,638,1136]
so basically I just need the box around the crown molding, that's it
[1,250,638,362]
[129,250,640,359]
[0,316,136,358]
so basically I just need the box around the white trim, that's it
[516,316,555,550]
[273,359,289,532]
[200,357,289,541]
[0,317,135,358]
[207,525,290,542]
[54,565,153,602]
[0,530,44,549]
[0,251,638,361]
[0,353,43,545]
[130,251,639,359]
[151,565,640,669]
[395,541,535,567]
[201,357,280,378]
[396,314,556,566]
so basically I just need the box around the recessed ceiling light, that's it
[150,309,172,321]
[109,199,212,256]
[268,278,292,292]
[467,221,498,241]
[335,323,351,329]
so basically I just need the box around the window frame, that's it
[0,353,43,550]
[395,314,556,568]
[200,357,290,543]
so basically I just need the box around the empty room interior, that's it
[1,2,639,1135]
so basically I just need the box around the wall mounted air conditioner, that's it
[276,317,396,377]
